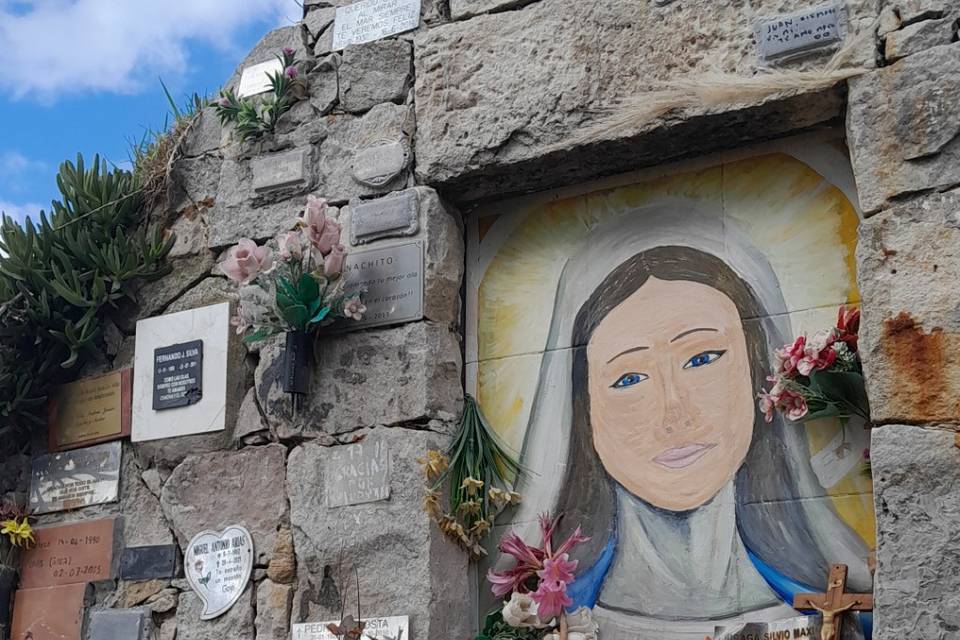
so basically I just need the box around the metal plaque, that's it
[350,190,419,245]
[28,441,121,515]
[341,241,423,330]
[293,615,410,640]
[331,0,421,50]
[755,2,846,63]
[152,340,203,411]
[252,148,309,193]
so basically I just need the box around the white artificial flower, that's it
[501,592,548,629]
[541,608,599,640]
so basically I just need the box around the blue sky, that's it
[0,0,302,223]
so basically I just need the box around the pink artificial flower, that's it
[775,336,806,376]
[222,238,273,284]
[299,195,327,240]
[344,297,366,321]
[537,554,577,585]
[216,96,230,107]
[797,329,837,376]
[282,47,295,57]
[530,581,572,621]
[779,387,809,421]
[284,65,298,79]
[229,314,248,335]
[315,219,341,255]
[324,243,346,276]
[758,378,782,423]
[278,231,303,261]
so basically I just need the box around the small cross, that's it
[793,564,873,640]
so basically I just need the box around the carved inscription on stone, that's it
[325,439,391,508]
[331,0,421,50]
[755,2,845,63]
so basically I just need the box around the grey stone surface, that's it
[165,276,239,315]
[450,0,535,19]
[255,321,462,439]
[871,424,960,639]
[87,606,153,640]
[414,0,876,200]
[146,587,179,613]
[160,444,288,565]
[169,154,222,215]
[135,251,217,319]
[884,17,954,62]
[159,618,176,640]
[287,428,470,640]
[235,387,268,441]
[856,189,960,424]
[304,6,336,43]
[892,0,956,25]
[120,447,176,548]
[847,43,960,213]
[177,585,255,640]
[167,211,211,258]
[317,103,415,202]
[308,56,340,115]
[183,107,223,158]
[224,26,310,94]
[339,40,412,113]
[141,468,163,498]
[255,579,293,640]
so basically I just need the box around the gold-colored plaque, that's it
[48,369,132,451]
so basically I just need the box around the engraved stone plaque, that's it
[19,518,118,589]
[48,369,132,452]
[341,242,423,330]
[152,340,203,411]
[184,525,254,620]
[293,615,409,640]
[331,0,421,50]
[237,58,284,98]
[755,2,845,63]
[325,438,391,508]
[351,139,411,188]
[350,190,419,245]
[28,441,121,515]
[252,148,309,193]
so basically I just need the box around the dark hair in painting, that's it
[560,245,837,588]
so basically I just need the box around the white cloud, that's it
[0,199,44,224]
[0,0,300,100]
[0,150,46,177]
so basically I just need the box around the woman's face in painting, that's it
[586,277,754,511]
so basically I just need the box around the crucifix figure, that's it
[793,564,874,640]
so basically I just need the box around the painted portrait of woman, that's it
[471,149,875,640]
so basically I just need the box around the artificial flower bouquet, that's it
[222,195,365,409]
[478,515,597,640]
[758,306,869,424]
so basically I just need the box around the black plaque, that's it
[119,545,179,581]
[152,340,203,411]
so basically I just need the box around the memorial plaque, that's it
[714,615,821,640]
[120,544,179,581]
[10,583,90,640]
[350,190,419,245]
[87,607,152,640]
[293,615,409,640]
[48,369,132,452]
[184,525,254,620]
[325,438,391,508]
[352,139,411,188]
[237,58,284,98]
[28,441,121,515]
[252,148,309,193]
[755,2,845,63]
[341,242,423,330]
[152,340,203,411]
[331,0,421,50]
[133,302,231,442]
[19,518,117,589]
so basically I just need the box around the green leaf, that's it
[808,370,870,419]
[296,273,320,305]
[280,303,309,329]
[307,305,331,326]
[242,328,275,344]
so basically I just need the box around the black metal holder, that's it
[281,330,310,414]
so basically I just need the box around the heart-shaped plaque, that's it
[184,525,254,620]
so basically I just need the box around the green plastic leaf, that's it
[308,305,331,326]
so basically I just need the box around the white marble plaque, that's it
[293,615,409,640]
[341,242,423,330]
[755,2,845,63]
[28,441,121,515]
[185,525,254,620]
[331,0,421,50]
[252,148,309,193]
[132,302,232,442]
[237,59,284,98]
[325,438,391,508]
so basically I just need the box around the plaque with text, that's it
[152,340,203,411]
[293,615,409,640]
[28,441,121,515]
[185,525,254,620]
[325,439,391,508]
[350,190,419,245]
[755,2,845,63]
[11,583,90,640]
[341,242,423,330]
[714,615,821,640]
[48,369,132,452]
[120,544,179,581]
[331,0,421,50]
[19,518,117,589]
[237,58,284,98]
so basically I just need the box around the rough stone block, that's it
[167,212,211,259]
[309,56,340,115]
[165,277,240,315]
[87,607,153,640]
[120,450,176,548]
[884,17,954,62]
[450,0,535,19]
[169,154,222,215]
[339,40,413,113]
[871,424,960,639]
[182,107,223,158]
[160,444,288,566]
[891,0,956,25]
[303,6,336,44]
[234,387,268,441]
[134,251,217,319]
[255,321,462,439]
[847,43,960,213]
[255,579,292,640]
[856,189,960,424]
[414,0,875,200]
[286,428,470,640]
[176,585,255,640]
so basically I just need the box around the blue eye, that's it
[611,372,648,388]
[682,350,726,369]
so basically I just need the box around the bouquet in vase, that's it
[222,195,365,409]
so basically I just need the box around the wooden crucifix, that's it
[793,564,873,640]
